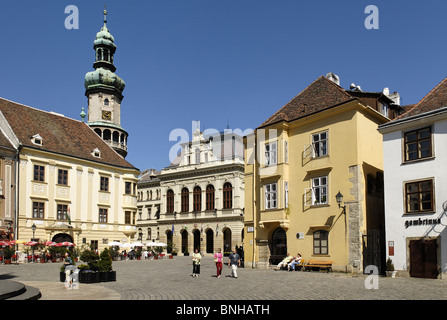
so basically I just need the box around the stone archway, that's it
[206,229,214,254]
[193,229,201,252]
[52,233,73,243]
[223,228,232,254]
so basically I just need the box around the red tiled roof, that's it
[0,97,137,170]
[258,76,357,128]
[396,76,447,120]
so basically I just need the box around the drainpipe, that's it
[252,133,257,268]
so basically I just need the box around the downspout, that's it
[252,133,257,268]
[14,144,22,241]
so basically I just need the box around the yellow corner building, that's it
[244,73,403,272]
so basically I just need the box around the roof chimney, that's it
[326,72,340,86]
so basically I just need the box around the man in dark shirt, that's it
[228,249,241,278]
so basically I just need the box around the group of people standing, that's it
[191,248,242,278]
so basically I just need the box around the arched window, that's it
[223,182,233,209]
[313,230,329,255]
[166,189,174,213]
[104,98,109,106]
[193,186,201,212]
[181,188,189,213]
[206,185,215,211]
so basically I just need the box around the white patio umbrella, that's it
[145,241,158,246]
[120,243,133,248]
[131,242,144,247]
[156,242,167,247]
[107,241,121,246]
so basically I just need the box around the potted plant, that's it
[385,257,397,278]
[3,247,14,264]
[98,248,116,282]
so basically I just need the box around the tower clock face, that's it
[102,110,112,120]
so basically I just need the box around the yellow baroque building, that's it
[0,97,139,252]
[244,74,403,272]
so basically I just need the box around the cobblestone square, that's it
[1,255,446,301]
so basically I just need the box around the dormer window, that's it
[31,134,43,146]
[104,98,109,106]
[92,148,101,158]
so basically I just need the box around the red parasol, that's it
[0,240,10,246]
[25,241,38,246]
[55,242,75,247]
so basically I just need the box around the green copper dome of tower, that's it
[84,8,128,158]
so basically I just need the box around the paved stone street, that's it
[1,255,446,301]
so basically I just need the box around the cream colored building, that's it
[0,97,139,251]
[138,128,245,255]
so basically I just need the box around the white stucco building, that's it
[378,77,447,279]
[137,128,245,255]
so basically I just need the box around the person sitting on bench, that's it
[276,253,293,270]
[288,253,302,271]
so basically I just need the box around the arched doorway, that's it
[166,230,173,254]
[223,228,232,254]
[181,229,188,254]
[52,233,73,244]
[193,229,201,252]
[271,227,287,265]
[206,229,214,253]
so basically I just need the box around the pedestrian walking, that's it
[192,249,201,277]
[214,248,223,278]
[228,248,241,278]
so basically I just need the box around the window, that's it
[57,204,68,220]
[104,98,109,106]
[193,186,201,212]
[166,189,174,213]
[265,142,277,166]
[92,148,101,158]
[125,182,132,195]
[58,169,68,185]
[99,208,108,223]
[125,211,132,224]
[100,176,109,192]
[32,202,44,219]
[284,141,288,163]
[195,148,200,164]
[405,179,434,213]
[181,188,189,213]
[33,165,45,182]
[404,127,432,161]
[312,176,328,205]
[265,183,277,209]
[206,185,215,211]
[284,181,289,208]
[312,132,328,158]
[313,230,328,255]
[223,182,233,209]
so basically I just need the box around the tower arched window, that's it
[223,182,233,209]
[104,98,109,106]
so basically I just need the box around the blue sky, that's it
[0,1,446,172]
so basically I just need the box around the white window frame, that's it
[265,183,277,209]
[265,142,277,166]
[284,141,288,164]
[312,132,328,158]
[305,176,328,206]
[284,181,289,208]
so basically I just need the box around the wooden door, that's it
[409,239,438,279]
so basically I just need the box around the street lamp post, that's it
[31,224,36,263]
[335,191,347,213]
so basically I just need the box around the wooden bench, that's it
[304,259,332,272]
